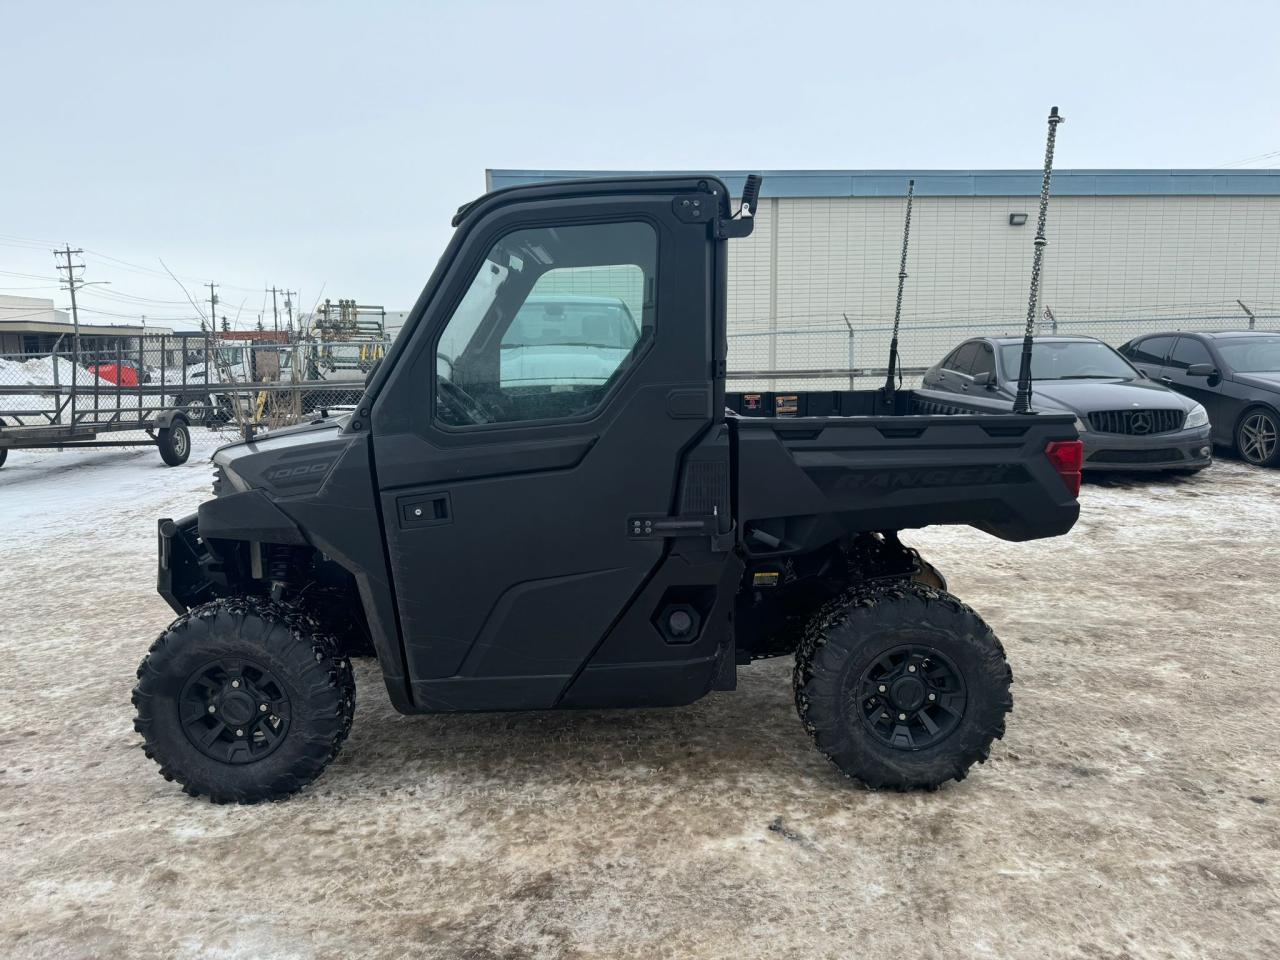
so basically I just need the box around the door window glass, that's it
[434,222,656,427]
[1167,336,1213,370]
[1129,336,1176,366]
[946,342,980,374]
[970,344,996,379]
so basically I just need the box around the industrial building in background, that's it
[0,294,174,355]
[489,169,1280,387]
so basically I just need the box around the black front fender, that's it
[197,490,308,546]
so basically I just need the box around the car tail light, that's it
[1045,440,1083,498]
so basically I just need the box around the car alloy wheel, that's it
[1239,411,1278,465]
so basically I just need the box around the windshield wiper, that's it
[1054,374,1124,380]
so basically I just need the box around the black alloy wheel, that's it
[857,644,966,750]
[180,657,291,764]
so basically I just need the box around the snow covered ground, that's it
[0,445,1277,960]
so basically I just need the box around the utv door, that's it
[369,179,725,711]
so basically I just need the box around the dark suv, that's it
[1119,331,1280,467]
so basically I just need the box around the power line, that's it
[1216,149,1280,169]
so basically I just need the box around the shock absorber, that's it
[268,546,292,602]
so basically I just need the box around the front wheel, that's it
[794,581,1012,790]
[133,598,356,803]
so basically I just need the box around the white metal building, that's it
[488,169,1280,386]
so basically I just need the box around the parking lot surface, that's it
[1,444,1277,960]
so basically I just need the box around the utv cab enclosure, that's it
[135,175,1082,803]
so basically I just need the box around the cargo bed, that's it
[727,388,1081,546]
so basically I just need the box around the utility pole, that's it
[54,245,85,419]
[268,285,280,336]
[54,245,85,357]
[281,289,296,339]
[206,282,219,336]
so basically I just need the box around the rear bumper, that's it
[1082,425,1213,471]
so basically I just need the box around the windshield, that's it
[1215,337,1280,373]
[998,341,1136,381]
[502,300,638,350]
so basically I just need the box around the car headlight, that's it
[1073,416,1089,434]
[1184,404,1209,429]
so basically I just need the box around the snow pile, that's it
[0,356,112,388]
[0,358,165,422]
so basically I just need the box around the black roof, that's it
[984,335,1102,346]
[1132,329,1280,340]
[1203,330,1280,339]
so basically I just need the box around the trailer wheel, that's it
[133,597,356,804]
[793,580,1011,790]
[157,418,191,466]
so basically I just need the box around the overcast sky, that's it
[3,0,1278,330]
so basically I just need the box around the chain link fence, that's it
[5,303,1278,447]
[726,303,1280,391]
[0,335,378,446]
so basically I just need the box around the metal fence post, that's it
[51,343,60,424]
[843,314,856,390]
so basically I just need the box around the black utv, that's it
[134,175,1083,803]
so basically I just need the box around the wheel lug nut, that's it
[898,713,907,721]
[207,704,216,714]
[928,693,936,701]
[259,703,268,712]
[878,685,887,693]
[231,680,240,688]
[908,665,916,673]
[235,728,244,737]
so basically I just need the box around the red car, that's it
[88,363,141,386]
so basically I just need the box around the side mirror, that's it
[1186,363,1216,378]
[971,371,993,387]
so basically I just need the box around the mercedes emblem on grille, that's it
[1129,411,1152,435]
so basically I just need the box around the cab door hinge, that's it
[627,514,735,553]
[671,175,763,239]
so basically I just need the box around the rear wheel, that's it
[0,447,6,469]
[794,581,1012,790]
[157,418,191,466]
[1236,407,1280,467]
[133,597,355,803]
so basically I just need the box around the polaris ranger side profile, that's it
[134,174,1083,803]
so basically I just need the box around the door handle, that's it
[398,492,452,528]
[1160,376,1173,384]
